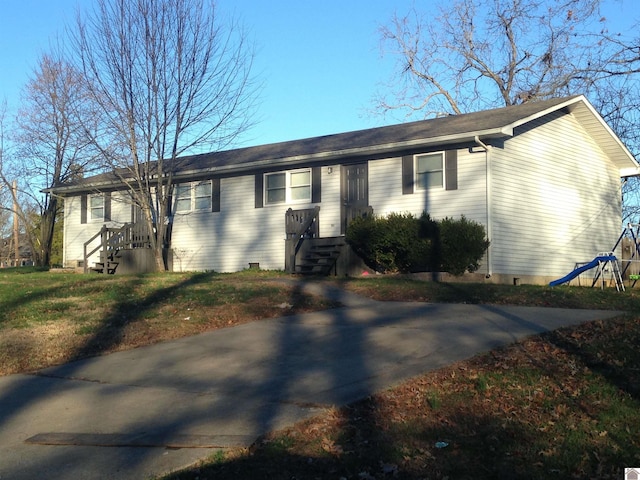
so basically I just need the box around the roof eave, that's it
[172,127,513,179]
[46,179,129,196]
[49,127,514,195]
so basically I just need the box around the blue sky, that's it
[0,0,637,149]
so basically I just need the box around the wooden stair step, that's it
[304,252,340,259]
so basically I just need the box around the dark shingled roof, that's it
[52,96,601,193]
[174,95,578,171]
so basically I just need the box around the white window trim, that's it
[264,168,312,206]
[414,151,445,190]
[89,193,105,221]
[175,180,212,213]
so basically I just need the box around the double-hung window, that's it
[415,152,444,189]
[89,194,105,220]
[193,182,212,210]
[175,181,212,212]
[265,169,311,205]
[175,185,192,212]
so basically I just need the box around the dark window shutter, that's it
[211,178,221,212]
[445,150,458,191]
[80,194,87,224]
[255,174,263,208]
[104,192,112,221]
[402,155,414,195]
[311,167,321,203]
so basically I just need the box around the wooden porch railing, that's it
[83,223,152,273]
[285,206,319,273]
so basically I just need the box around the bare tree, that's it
[71,0,258,271]
[377,0,640,221]
[0,102,12,243]
[10,53,98,267]
[589,74,640,221]
[0,101,34,267]
[376,0,615,117]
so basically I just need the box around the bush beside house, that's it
[346,212,489,275]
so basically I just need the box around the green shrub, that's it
[347,212,431,273]
[346,212,489,276]
[439,215,491,275]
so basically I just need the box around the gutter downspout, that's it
[474,136,493,279]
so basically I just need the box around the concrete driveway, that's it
[0,283,622,480]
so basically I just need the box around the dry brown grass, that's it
[166,315,640,480]
[0,270,335,375]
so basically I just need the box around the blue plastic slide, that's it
[549,255,617,286]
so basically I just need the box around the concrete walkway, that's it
[0,282,623,480]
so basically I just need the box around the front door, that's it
[341,163,369,234]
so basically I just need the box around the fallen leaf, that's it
[380,462,398,475]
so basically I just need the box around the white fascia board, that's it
[509,95,638,172]
[508,96,585,130]
[577,97,639,170]
[46,180,126,196]
[620,167,640,178]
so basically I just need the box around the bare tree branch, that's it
[376,0,611,117]
[376,0,640,220]
[10,51,98,266]
[70,0,259,270]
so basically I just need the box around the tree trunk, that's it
[39,197,58,267]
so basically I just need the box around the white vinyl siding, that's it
[369,149,487,225]
[62,191,133,268]
[317,167,341,237]
[489,110,622,278]
[170,168,340,272]
[60,110,624,281]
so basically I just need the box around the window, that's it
[265,169,311,205]
[415,153,444,189]
[266,173,286,204]
[90,194,104,220]
[403,151,457,194]
[175,181,212,212]
[194,181,212,210]
[175,184,192,212]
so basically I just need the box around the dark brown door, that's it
[341,163,369,234]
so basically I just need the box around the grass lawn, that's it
[1,268,639,478]
[168,315,640,480]
[163,277,640,480]
[0,268,335,375]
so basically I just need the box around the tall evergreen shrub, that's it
[439,215,490,275]
[346,212,489,275]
